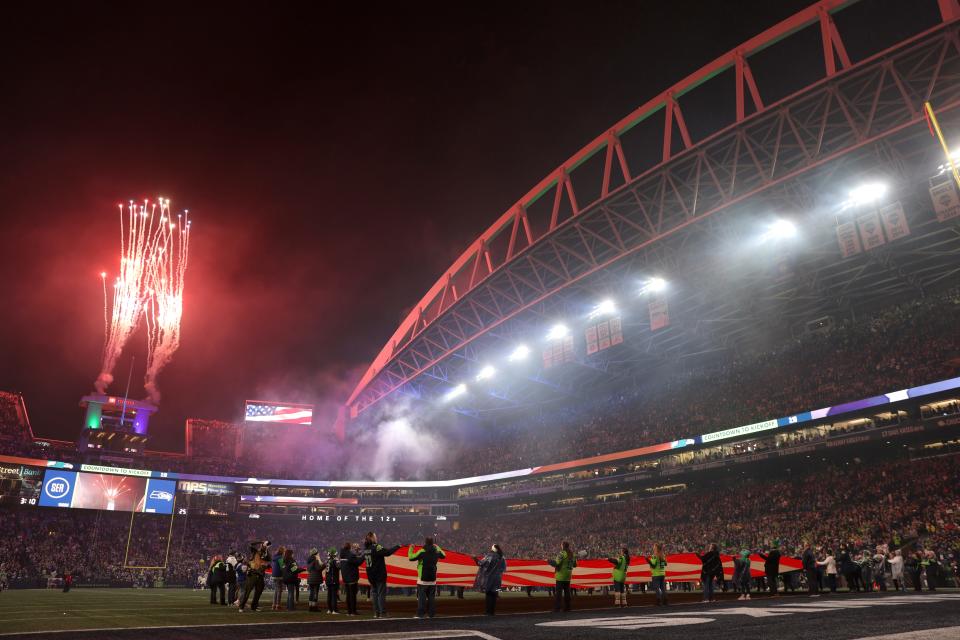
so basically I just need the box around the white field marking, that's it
[536,593,960,630]
[537,617,714,630]
[852,627,960,640]
[255,632,504,640]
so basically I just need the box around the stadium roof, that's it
[346,0,960,421]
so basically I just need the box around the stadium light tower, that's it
[846,182,888,207]
[546,323,569,340]
[443,383,467,402]
[475,365,496,381]
[507,344,530,362]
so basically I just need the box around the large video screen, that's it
[244,400,313,426]
[38,470,176,514]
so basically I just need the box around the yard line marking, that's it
[256,632,504,640]
[851,627,960,640]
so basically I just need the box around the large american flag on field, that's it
[244,401,314,425]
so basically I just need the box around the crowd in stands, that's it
[0,453,956,589]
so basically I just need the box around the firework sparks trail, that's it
[143,202,191,404]
[96,198,191,403]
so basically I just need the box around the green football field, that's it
[0,588,383,634]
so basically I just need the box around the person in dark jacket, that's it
[281,548,300,611]
[208,555,226,605]
[306,548,324,612]
[697,543,722,603]
[409,536,446,619]
[270,546,286,611]
[225,551,238,605]
[758,542,781,596]
[802,543,819,597]
[475,544,507,615]
[339,543,364,615]
[606,546,630,607]
[324,548,340,614]
[238,541,271,612]
[837,545,859,592]
[363,532,402,618]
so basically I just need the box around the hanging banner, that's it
[879,201,910,241]
[836,222,862,258]
[586,317,624,355]
[930,180,960,222]
[542,335,574,369]
[649,298,669,331]
[857,211,886,250]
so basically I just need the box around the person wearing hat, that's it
[324,547,340,614]
[306,548,324,612]
[758,541,781,596]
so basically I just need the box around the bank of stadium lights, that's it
[588,299,616,319]
[639,277,667,296]
[846,182,888,207]
[764,219,797,240]
[443,383,467,402]
[935,149,960,176]
[507,344,530,362]
[546,323,569,340]
[475,365,496,382]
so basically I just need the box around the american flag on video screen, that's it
[244,402,313,425]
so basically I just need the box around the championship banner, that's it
[350,547,803,588]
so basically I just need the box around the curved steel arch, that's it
[347,0,960,417]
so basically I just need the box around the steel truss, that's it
[348,1,960,417]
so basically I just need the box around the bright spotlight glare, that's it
[475,365,496,381]
[443,383,467,402]
[589,299,616,319]
[768,219,797,239]
[847,182,887,206]
[507,344,530,362]
[641,277,667,295]
[546,324,569,340]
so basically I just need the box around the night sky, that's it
[1,0,908,450]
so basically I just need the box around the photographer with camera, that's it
[238,540,271,612]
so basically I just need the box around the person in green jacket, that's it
[607,547,630,607]
[647,543,668,606]
[549,541,576,613]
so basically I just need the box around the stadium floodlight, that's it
[589,299,617,319]
[443,383,467,402]
[546,323,569,340]
[766,219,797,240]
[507,344,530,362]
[640,277,667,295]
[475,365,496,381]
[846,182,887,207]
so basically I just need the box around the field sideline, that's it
[0,587,614,634]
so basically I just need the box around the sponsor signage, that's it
[176,480,234,495]
[80,464,152,478]
[700,420,778,444]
